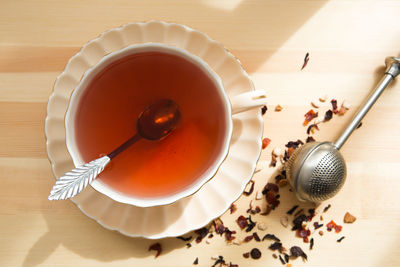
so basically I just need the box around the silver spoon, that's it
[286,57,400,202]
[48,99,181,200]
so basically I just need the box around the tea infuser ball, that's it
[286,56,400,202]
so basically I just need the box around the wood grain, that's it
[1,0,400,266]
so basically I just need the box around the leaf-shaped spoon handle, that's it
[48,156,110,200]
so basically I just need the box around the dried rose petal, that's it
[303,109,318,126]
[269,241,283,251]
[253,232,261,242]
[236,215,248,229]
[344,212,357,223]
[263,183,279,193]
[148,243,162,258]
[195,227,209,243]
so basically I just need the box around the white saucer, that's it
[45,21,263,239]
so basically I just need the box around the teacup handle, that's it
[231,90,267,114]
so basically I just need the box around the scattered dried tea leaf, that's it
[294,208,304,217]
[229,203,237,214]
[193,257,198,265]
[303,109,318,126]
[257,222,267,231]
[186,243,192,248]
[261,105,268,115]
[307,123,319,135]
[324,110,333,121]
[313,222,323,230]
[246,216,256,232]
[337,236,345,243]
[253,232,261,242]
[292,214,308,231]
[262,138,271,149]
[275,104,283,112]
[250,248,262,259]
[243,180,255,196]
[301,52,310,70]
[306,136,316,143]
[148,243,162,258]
[357,122,363,129]
[195,227,209,243]
[280,216,289,228]
[272,254,278,259]
[290,246,307,260]
[243,252,250,258]
[323,204,331,213]
[269,241,283,252]
[229,263,239,267]
[331,99,338,114]
[310,238,314,250]
[177,235,192,242]
[287,205,299,215]
[344,212,357,223]
[211,256,225,267]
[284,253,290,263]
[279,255,286,265]
[263,233,280,242]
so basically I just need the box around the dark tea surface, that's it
[75,50,228,198]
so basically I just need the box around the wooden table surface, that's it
[1,0,400,266]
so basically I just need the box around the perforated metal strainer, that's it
[286,57,400,202]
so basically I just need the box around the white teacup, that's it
[65,43,266,207]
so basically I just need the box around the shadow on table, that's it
[24,0,329,265]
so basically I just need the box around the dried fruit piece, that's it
[290,246,307,260]
[278,179,288,187]
[280,216,289,228]
[303,109,318,126]
[319,230,324,236]
[272,254,278,259]
[326,220,342,233]
[257,222,267,231]
[243,252,250,258]
[275,104,283,112]
[250,248,262,259]
[311,99,320,108]
[344,212,357,223]
[148,243,162,258]
[319,95,328,102]
[262,138,271,149]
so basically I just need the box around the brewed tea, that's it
[75,50,228,198]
